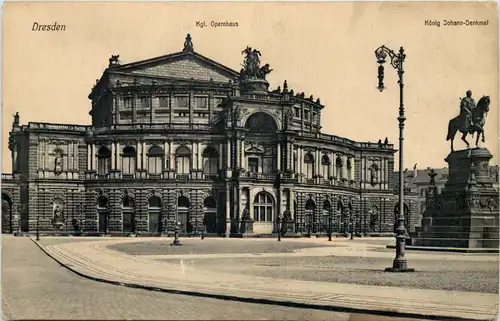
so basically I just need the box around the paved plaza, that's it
[2,235,499,320]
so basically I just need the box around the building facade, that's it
[2,34,416,237]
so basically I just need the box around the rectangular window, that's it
[294,107,300,118]
[176,96,189,108]
[122,157,136,175]
[123,97,133,108]
[148,157,162,174]
[139,97,150,108]
[304,110,310,120]
[248,158,259,173]
[159,96,169,108]
[98,157,110,176]
[196,97,208,109]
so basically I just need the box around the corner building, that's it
[2,35,419,236]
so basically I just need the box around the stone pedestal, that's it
[412,148,499,249]
[239,79,269,96]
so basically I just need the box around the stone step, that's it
[411,237,499,248]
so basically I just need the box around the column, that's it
[111,143,116,170]
[298,147,303,175]
[290,190,295,219]
[150,92,155,123]
[12,146,18,173]
[225,187,231,236]
[169,141,174,170]
[226,139,231,169]
[115,93,120,125]
[164,141,169,170]
[316,150,320,176]
[73,142,78,171]
[343,155,348,179]
[116,142,121,170]
[132,93,138,123]
[384,158,389,189]
[236,138,241,168]
[197,141,202,170]
[241,140,246,170]
[329,152,334,178]
[277,143,281,171]
[136,142,141,170]
[92,144,97,171]
[142,141,146,170]
[87,144,91,170]
[332,153,337,178]
[350,157,355,180]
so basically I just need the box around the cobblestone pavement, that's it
[108,238,333,255]
[2,236,431,321]
[164,255,498,294]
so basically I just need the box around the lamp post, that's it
[36,214,40,241]
[171,179,181,246]
[77,203,84,235]
[350,209,354,240]
[375,45,414,272]
[277,213,282,242]
[328,208,333,241]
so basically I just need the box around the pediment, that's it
[114,51,238,83]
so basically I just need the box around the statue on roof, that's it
[183,34,194,52]
[12,112,19,127]
[428,169,437,187]
[108,55,121,67]
[240,46,271,80]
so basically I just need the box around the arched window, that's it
[245,112,277,133]
[321,154,330,179]
[175,146,191,175]
[122,195,135,209]
[336,156,344,179]
[304,153,315,179]
[253,192,274,222]
[148,196,162,208]
[148,146,164,175]
[97,147,111,176]
[305,199,316,232]
[122,146,136,175]
[347,158,353,180]
[202,147,219,175]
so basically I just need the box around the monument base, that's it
[412,148,499,249]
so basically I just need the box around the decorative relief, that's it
[245,142,265,153]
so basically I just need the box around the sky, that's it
[2,1,498,172]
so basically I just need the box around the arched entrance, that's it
[1,194,12,234]
[305,199,315,235]
[148,196,162,233]
[203,196,217,233]
[177,196,190,233]
[321,200,331,234]
[97,196,109,234]
[253,191,275,234]
[122,194,135,233]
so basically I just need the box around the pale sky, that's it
[2,1,498,173]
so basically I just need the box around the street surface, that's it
[2,236,433,321]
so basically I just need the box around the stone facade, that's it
[2,35,411,237]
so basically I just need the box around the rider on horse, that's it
[459,90,476,132]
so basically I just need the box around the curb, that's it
[30,238,490,321]
[386,245,500,254]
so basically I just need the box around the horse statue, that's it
[446,95,490,151]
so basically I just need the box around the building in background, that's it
[3,34,416,237]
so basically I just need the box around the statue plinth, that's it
[412,147,499,250]
[239,78,269,96]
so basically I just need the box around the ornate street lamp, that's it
[76,203,85,235]
[375,45,414,272]
[171,179,182,246]
[350,209,354,240]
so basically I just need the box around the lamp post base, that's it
[171,239,182,246]
[385,260,415,272]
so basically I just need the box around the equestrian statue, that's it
[446,90,490,151]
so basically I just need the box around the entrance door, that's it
[203,212,217,233]
[123,212,133,232]
[1,200,12,234]
[178,212,188,233]
[149,212,160,233]
[98,211,107,233]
